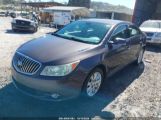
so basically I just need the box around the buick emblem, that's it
[17,60,23,67]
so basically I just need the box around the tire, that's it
[12,25,17,32]
[32,27,37,33]
[135,48,145,65]
[12,29,16,32]
[35,27,38,32]
[82,68,104,98]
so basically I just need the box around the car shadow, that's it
[146,45,161,53]
[0,63,144,118]
[5,29,34,35]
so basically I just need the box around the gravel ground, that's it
[0,17,161,119]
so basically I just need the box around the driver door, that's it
[105,24,131,71]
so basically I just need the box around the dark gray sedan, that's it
[12,19,146,101]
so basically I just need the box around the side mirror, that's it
[11,13,16,18]
[109,37,127,44]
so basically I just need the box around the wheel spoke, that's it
[86,71,102,97]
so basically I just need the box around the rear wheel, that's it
[12,29,16,32]
[82,68,104,98]
[32,27,38,33]
[136,48,144,65]
[35,27,38,32]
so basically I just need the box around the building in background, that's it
[20,2,64,24]
[20,1,133,25]
[21,2,63,12]
[95,11,132,21]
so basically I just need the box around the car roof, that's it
[80,18,131,26]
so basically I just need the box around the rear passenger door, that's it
[128,25,142,61]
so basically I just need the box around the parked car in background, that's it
[140,20,161,45]
[11,16,38,33]
[12,19,146,101]
[0,11,6,17]
[10,12,17,18]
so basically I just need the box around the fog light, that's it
[51,93,60,99]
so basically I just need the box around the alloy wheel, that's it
[86,71,102,97]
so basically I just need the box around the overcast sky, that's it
[27,0,136,9]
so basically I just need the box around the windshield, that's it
[140,21,160,28]
[54,21,111,44]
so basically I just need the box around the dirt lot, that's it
[0,17,161,119]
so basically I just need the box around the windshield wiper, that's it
[52,33,96,44]
[51,33,60,37]
[65,36,95,44]
[52,33,78,40]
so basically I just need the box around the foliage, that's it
[91,1,133,15]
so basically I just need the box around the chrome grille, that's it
[13,52,41,75]
[16,20,30,26]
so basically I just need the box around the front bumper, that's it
[12,66,87,101]
[12,23,35,31]
[146,37,161,44]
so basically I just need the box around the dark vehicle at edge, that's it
[12,19,146,101]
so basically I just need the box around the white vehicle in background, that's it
[50,11,74,29]
[53,12,71,26]
[140,20,161,45]
[11,13,39,33]
[43,6,90,28]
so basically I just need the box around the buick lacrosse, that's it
[12,19,146,101]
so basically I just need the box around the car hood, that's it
[17,34,96,64]
[140,27,161,33]
[14,17,33,22]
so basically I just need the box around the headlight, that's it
[30,22,35,26]
[11,19,16,24]
[40,61,80,76]
[154,32,161,38]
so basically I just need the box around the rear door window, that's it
[111,24,129,40]
[128,26,141,37]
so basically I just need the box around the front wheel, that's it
[12,28,17,32]
[82,68,104,98]
[32,27,38,33]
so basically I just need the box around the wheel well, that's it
[94,64,107,79]
[81,64,107,93]
[143,46,146,50]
